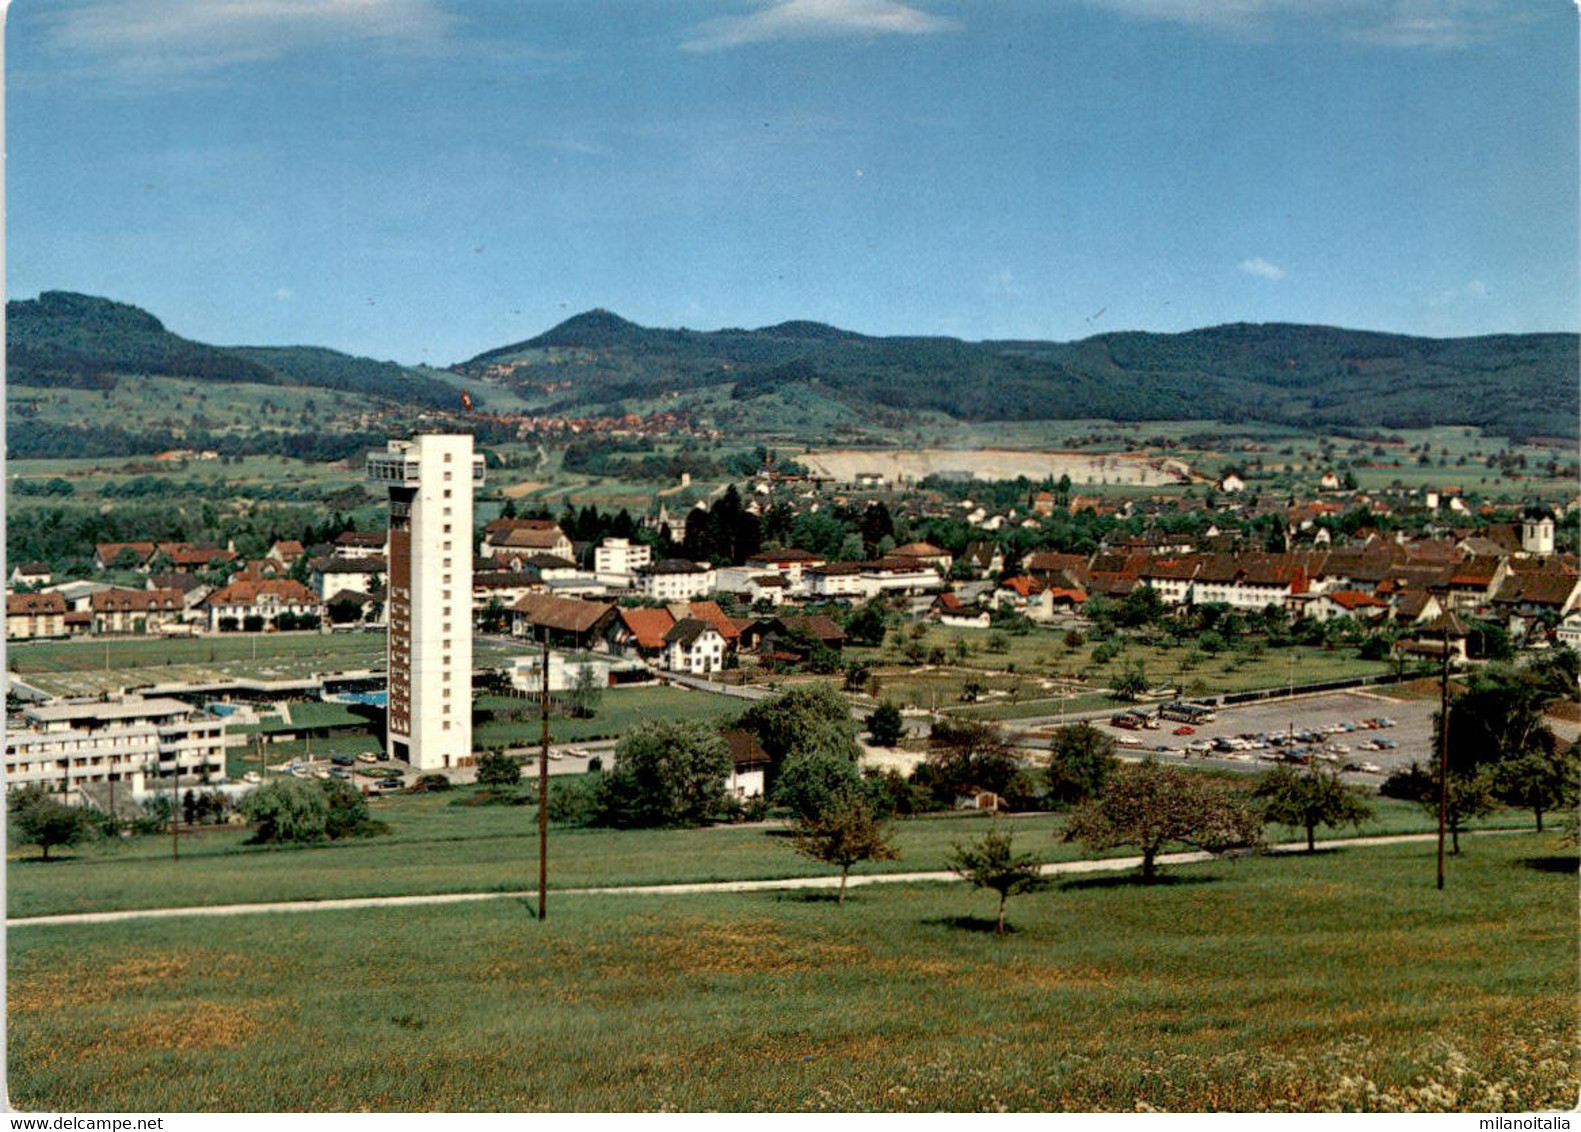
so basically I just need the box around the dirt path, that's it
[6,830,1529,929]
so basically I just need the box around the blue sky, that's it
[8,0,1578,365]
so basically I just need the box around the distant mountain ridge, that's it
[7,291,461,408]
[456,310,1579,438]
[8,292,1575,439]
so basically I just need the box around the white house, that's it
[508,650,623,693]
[331,530,388,560]
[663,618,726,674]
[310,556,385,600]
[10,561,52,587]
[203,578,322,631]
[1556,610,1581,652]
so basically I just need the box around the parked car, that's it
[243,771,262,784]
[331,755,355,767]
[1173,725,1195,736]
[356,752,379,764]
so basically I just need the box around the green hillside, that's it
[7,292,460,408]
[457,312,1579,439]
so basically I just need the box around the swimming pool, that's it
[330,690,388,708]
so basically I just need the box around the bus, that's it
[1159,701,1217,724]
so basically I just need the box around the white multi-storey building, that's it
[5,697,227,799]
[593,537,652,583]
[367,432,485,770]
[634,559,716,602]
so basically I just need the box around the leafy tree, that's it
[737,683,859,764]
[1116,585,1164,628]
[479,597,509,634]
[1045,723,1118,808]
[791,792,899,903]
[866,700,905,747]
[1253,763,1373,852]
[1492,738,1580,833]
[1380,760,1496,854]
[844,602,888,647]
[475,751,523,789]
[948,827,1045,936]
[595,719,731,828]
[569,663,604,719]
[1063,759,1263,881]
[919,718,1030,805]
[1112,659,1149,701]
[9,785,92,861]
[242,778,330,843]
[322,780,383,840]
[773,749,865,824]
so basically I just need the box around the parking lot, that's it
[1086,690,1436,783]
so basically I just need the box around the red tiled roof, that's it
[90,588,185,614]
[618,607,676,650]
[205,579,319,607]
[96,541,156,565]
[687,600,741,641]
[998,576,1044,598]
[1325,590,1388,610]
[7,593,66,615]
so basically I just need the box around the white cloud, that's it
[49,0,452,79]
[681,0,959,53]
[988,268,1023,299]
[1429,279,1488,307]
[1238,257,1286,281]
[274,287,295,301]
[1073,0,1520,49]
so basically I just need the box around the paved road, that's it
[6,830,1526,929]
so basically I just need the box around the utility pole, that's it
[1437,634,1450,891]
[171,757,180,862]
[539,627,549,921]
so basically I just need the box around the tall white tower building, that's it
[367,432,485,769]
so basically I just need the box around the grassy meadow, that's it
[8,834,1574,1111]
[6,778,1532,921]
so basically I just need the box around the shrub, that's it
[475,751,523,788]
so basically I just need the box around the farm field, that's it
[801,448,1188,486]
[5,775,1531,921]
[8,834,1572,1111]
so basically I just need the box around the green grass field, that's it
[8,834,1573,1111]
[5,777,1530,921]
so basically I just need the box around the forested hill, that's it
[7,292,460,408]
[457,311,1579,439]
